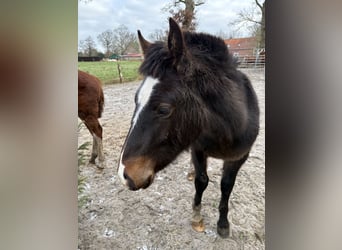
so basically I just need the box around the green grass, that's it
[78,60,143,85]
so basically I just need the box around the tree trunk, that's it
[183,0,195,31]
[260,1,265,48]
[256,0,265,48]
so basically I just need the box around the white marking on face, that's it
[118,76,159,187]
[132,76,159,128]
[118,150,127,185]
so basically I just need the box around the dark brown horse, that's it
[118,18,259,238]
[78,70,105,168]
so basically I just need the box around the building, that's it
[120,53,143,61]
[224,37,258,57]
[224,37,265,67]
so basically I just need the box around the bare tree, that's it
[163,0,205,31]
[230,0,265,47]
[215,29,242,40]
[97,30,114,58]
[79,36,97,56]
[215,30,229,40]
[148,29,168,42]
[255,0,265,48]
[128,40,140,54]
[112,25,137,55]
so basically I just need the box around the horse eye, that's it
[157,104,172,117]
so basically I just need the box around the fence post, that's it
[255,52,259,68]
[117,61,123,83]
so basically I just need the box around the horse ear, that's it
[168,18,185,64]
[137,30,151,55]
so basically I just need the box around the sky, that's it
[78,0,261,52]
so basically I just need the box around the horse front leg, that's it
[83,118,98,164]
[84,117,104,168]
[191,148,208,232]
[218,153,249,238]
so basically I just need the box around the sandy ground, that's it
[78,68,265,250]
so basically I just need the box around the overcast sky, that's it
[78,0,261,52]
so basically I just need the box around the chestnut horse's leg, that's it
[89,135,98,164]
[191,148,209,232]
[84,116,105,168]
[217,153,249,238]
[95,124,104,162]
[82,120,97,164]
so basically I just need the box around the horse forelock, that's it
[139,42,174,79]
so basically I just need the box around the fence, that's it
[229,47,265,68]
[236,54,265,68]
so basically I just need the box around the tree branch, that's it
[175,0,185,4]
[237,10,262,25]
[195,0,205,6]
[243,16,262,25]
[255,0,263,11]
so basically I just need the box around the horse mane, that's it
[139,42,172,78]
[139,31,238,81]
[183,32,235,69]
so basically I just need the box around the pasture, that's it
[78,68,265,249]
[78,61,142,85]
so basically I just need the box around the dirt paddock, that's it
[78,68,265,249]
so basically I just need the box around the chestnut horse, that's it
[118,18,259,237]
[78,70,105,168]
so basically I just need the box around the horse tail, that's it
[98,88,104,118]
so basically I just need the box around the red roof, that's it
[224,37,258,49]
[224,37,258,57]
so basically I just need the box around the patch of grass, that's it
[78,61,143,85]
[78,175,88,208]
[78,140,91,167]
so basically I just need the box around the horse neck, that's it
[185,73,247,133]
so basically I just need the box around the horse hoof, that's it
[187,171,195,181]
[217,226,229,238]
[192,219,205,232]
[96,161,105,170]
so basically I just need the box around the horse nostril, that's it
[123,172,138,191]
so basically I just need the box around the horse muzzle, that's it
[123,171,154,190]
[118,156,155,191]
